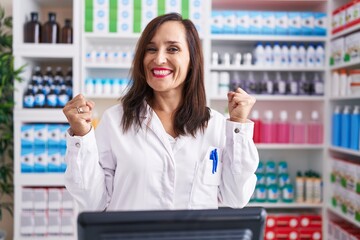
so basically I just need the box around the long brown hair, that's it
[121,13,210,137]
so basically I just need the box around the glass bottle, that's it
[61,19,73,44]
[24,12,41,43]
[42,12,60,43]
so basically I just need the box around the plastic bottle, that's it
[312,73,324,95]
[275,72,286,95]
[313,173,322,203]
[276,110,290,143]
[54,67,64,87]
[31,66,43,86]
[288,72,299,95]
[46,85,58,108]
[341,105,351,148]
[332,106,342,146]
[296,171,304,203]
[297,44,306,67]
[307,110,323,144]
[61,19,73,44]
[280,44,289,67]
[24,12,41,43]
[65,67,73,98]
[350,105,360,150]
[254,42,265,66]
[304,171,314,203]
[250,110,262,143]
[42,12,60,43]
[299,72,310,95]
[23,85,35,108]
[43,66,54,86]
[331,70,340,97]
[34,85,45,108]
[339,69,348,96]
[289,44,298,67]
[264,43,273,66]
[261,110,276,143]
[291,110,306,144]
[272,43,282,66]
[306,44,316,68]
[246,72,259,94]
[58,85,69,108]
[315,44,325,67]
[262,72,274,95]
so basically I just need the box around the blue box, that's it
[21,147,34,173]
[236,11,249,34]
[314,12,327,36]
[223,11,236,34]
[21,125,34,148]
[262,11,275,35]
[288,12,302,35]
[34,124,47,148]
[301,12,314,36]
[211,11,224,34]
[249,11,262,34]
[275,12,288,35]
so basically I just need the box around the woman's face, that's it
[143,21,190,95]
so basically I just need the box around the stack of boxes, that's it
[21,123,69,173]
[85,0,204,34]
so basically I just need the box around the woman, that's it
[63,13,259,211]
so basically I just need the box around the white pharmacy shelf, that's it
[15,174,66,187]
[210,95,325,101]
[327,205,360,228]
[14,109,67,122]
[248,202,323,209]
[256,144,324,150]
[210,65,325,72]
[84,63,132,69]
[83,32,141,40]
[331,23,360,40]
[211,35,327,42]
[330,96,360,100]
[13,44,77,58]
[328,146,360,157]
[330,59,360,70]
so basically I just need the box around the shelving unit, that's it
[13,0,360,238]
[12,0,80,238]
[324,0,360,236]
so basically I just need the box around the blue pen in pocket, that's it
[210,149,218,174]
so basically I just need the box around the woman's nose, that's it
[154,51,167,65]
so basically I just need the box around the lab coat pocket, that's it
[202,147,222,186]
[189,146,222,209]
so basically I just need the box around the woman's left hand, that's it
[227,88,256,123]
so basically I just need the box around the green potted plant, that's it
[0,4,23,237]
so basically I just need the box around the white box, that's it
[47,147,61,172]
[118,0,134,34]
[165,0,181,14]
[314,12,327,36]
[249,11,262,34]
[62,189,74,210]
[275,12,288,35]
[59,124,68,149]
[33,188,48,211]
[262,11,275,35]
[34,211,47,236]
[48,188,62,210]
[301,12,314,36]
[346,32,360,62]
[331,37,345,65]
[34,147,47,173]
[211,11,224,34]
[21,147,34,173]
[236,11,249,34]
[288,12,302,35]
[48,211,61,236]
[34,124,47,147]
[141,0,157,31]
[21,124,34,148]
[47,124,60,148]
[61,210,74,235]
[223,11,236,34]
[21,188,34,211]
[20,212,34,236]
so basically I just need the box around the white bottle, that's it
[288,72,299,95]
[273,43,282,67]
[281,44,289,67]
[339,69,348,96]
[298,44,306,67]
[315,44,325,67]
[263,72,274,94]
[313,73,324,95]
[331,70,340,97]
[306,44,316,68]
[218,71,230,95]
[264,43,273,66]
[254,42,265,66]
[289,44,298,67]
[275,72,286,95]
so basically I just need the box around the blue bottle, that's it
[341,105,351,148]
[350,106,360,150]
[332,106,341,146]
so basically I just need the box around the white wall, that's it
[1,1,14,240]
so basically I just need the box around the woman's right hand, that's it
[63,94,95,136]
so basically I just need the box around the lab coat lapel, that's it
[142,105,175,160]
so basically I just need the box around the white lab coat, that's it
[64,103,259,211]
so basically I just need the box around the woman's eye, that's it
[168,47,179,53]
[146,47,157,53]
